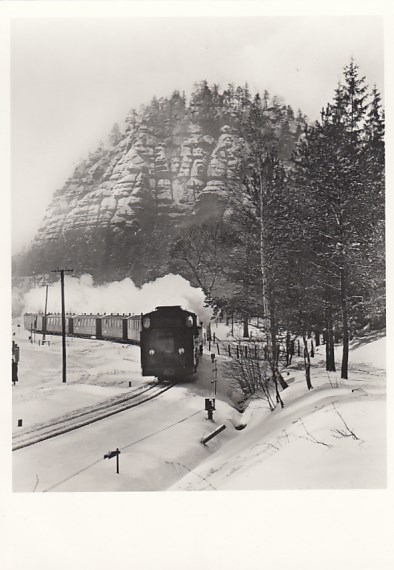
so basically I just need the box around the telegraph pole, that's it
[42,284,49,344]
[52,268,73,383]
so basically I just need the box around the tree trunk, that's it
[302,334,313,390]
[269,305,288,392]
[325,307,336,372]
[243,318,249,338]
[286,332,292,366]
[340,267,349,379]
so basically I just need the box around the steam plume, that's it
[22,274,213,324]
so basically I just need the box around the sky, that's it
[10,12,385,253]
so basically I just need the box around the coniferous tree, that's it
[291,59,385,379]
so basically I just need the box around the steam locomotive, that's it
[140,306,202,382]
[23,305,202,381]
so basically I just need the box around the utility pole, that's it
[52,268,73,383]
[42,284,49,344]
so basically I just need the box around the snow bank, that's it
[350,335,386,369]
[12,324,386,492]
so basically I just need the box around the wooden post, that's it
[42,284,48,344]
[52,268,73,383]
[104,449,121,474]
[116,448,120,474]
[201,424,226,445]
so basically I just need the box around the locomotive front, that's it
[140,306,201,382]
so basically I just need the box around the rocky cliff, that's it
[13,84,305,286]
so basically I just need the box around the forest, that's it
[169,60,385,389]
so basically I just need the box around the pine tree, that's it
[291,59,385,379]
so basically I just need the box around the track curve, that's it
[12,383,174,451]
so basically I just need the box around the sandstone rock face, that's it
[17,87,304,284]
[33,122,242,249]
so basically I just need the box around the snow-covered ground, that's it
[11,320,386,492]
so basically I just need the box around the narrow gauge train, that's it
[140,305,202,382]
[23,305,202,381]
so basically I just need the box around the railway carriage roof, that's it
[73,314,100,318]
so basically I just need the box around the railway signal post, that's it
[205,398,215,420]
[52,268,73,383]
[104,448,121,474]
[211,353,218,396]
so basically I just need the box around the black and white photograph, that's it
[2,1,393,568]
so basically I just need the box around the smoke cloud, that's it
[22,274,213,324]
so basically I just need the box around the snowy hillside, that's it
[11,320,386,492]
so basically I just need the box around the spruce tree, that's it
[291,59,385,379]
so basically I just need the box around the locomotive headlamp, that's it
[178,347,185,355]
[142,317,151,329]
[148,349,155,356]
[185,316,193,327]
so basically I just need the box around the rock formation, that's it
[14,84,305,285]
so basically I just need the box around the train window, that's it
[185,316,194,327]
[142,316,151,329]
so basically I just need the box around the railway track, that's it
[12,383,174,451]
